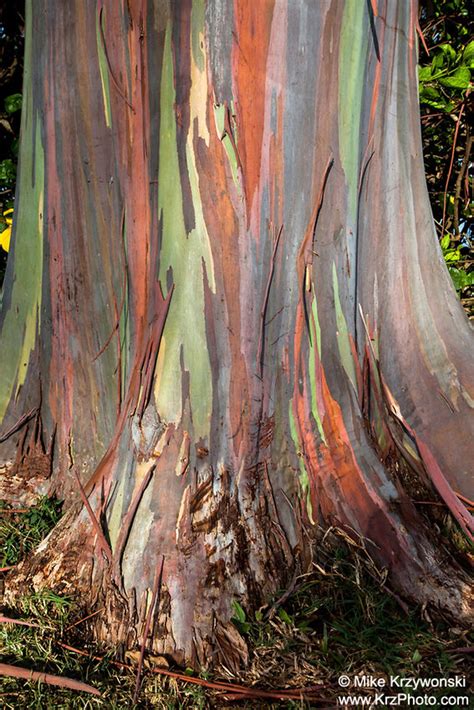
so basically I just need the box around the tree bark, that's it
[1,0,472,669]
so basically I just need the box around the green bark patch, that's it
[0,86,44,419]
[155,23,213,439]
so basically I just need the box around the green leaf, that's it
[440,234,450,251]
[412,649,422,663]
[431,52,446,71]
[448,267,474,291]
[418,84,455,111]
[418,66,432,82]
[443,248,461,262]
[231,600,246,623]
[4,93,22,114]
[231,601,251,634]
[0,159,16,185]
[462,40,474,68]
[419,85,440,99]
[439,66,471,90]
[277,608,293,625]
[437,44,457,65]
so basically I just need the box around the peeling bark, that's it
[1,0,473,669]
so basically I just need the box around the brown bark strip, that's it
[0,408,38,443]
[73,471,112,563]
[189,475,213,514]
[0,663,101,697]
[97,5,135,112]
[135,284,174,422]
[308,158,335,262]
[355,150,375,349]
[297,156,334,343]
[257,224,283,379]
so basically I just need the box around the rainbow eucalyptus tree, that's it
[0,0,473,667]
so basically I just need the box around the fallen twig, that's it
[64,608,105,632]
[0,662,101,696]
[0,509,29,515]
[57,641,330,701]
[455,491,474,509]
[0,616,45,629]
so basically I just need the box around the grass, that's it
[0,497,62,567]
[0,501,472,708]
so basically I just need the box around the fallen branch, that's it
[0,663,101,697]
[64,607,105,632]
[0,616,50,630]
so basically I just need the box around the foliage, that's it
[418,40,472,112]
[441,231,474,290]
[4,92,22,115]
[0,158,16,187]
[418,0,473,309]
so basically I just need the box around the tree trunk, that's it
[1,0,472,669]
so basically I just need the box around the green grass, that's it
[0,497,62,567]
[0,501,472,708]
